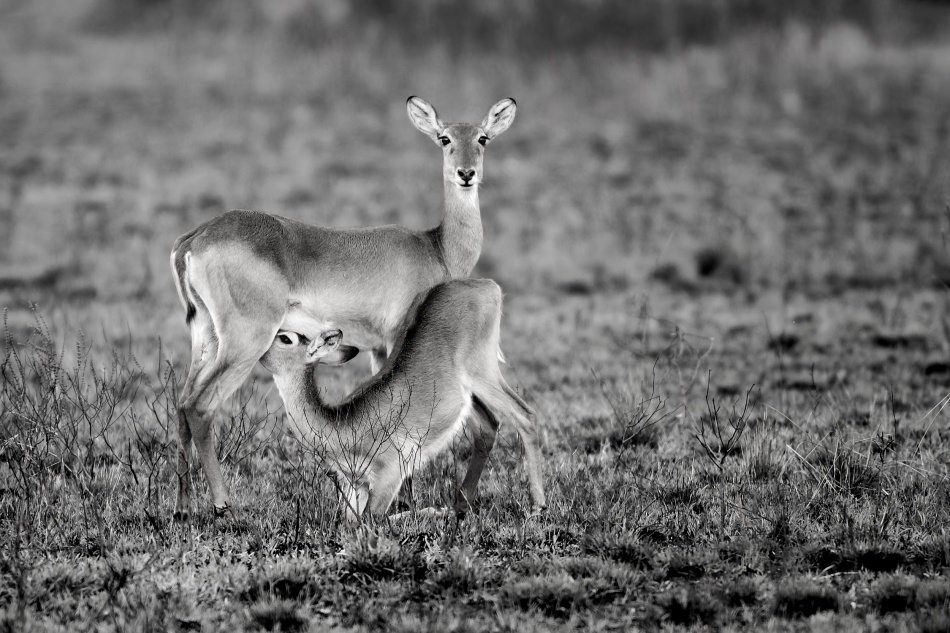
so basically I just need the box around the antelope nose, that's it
[458,169,475,183]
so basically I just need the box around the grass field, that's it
[3,1,950,630]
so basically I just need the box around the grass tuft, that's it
[248,599,308,633]
[808,444,882,498]
[721,576,760,608]
[664,555,706,581]
[915,578,950,610]
[919,610,950,633]
[501,574,588,619]
[868,576,916,615]
[340,529,427,584]
[660,587,721,626]
[591,370,671,456]
[773,581,839,619]
[423,550,490,597]
[803,545,907,574]
[581,533,653,569]
[241,563,323,603]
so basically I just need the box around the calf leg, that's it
[477,381,546,514]
[455,396,499,514]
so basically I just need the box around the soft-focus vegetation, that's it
[2,0,950,629]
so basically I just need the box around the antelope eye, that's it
[478,136,489,146]
[439,136,451,146]
[277,333,294,345]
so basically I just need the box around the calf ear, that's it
[407,96,444,144]
[481,98,516,139]
[306,329,342,363]
[318,344,359,367]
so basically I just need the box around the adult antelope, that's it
[171,97,516,519]
[260,279,546,520]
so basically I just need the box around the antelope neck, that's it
[436,180,482,278]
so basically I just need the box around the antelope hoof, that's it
[173,509,190,523]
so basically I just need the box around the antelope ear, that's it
[481,98,516,140]
[407,96,443,144]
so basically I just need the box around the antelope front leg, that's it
[175,404,231,519]
[187,406,231,516]
[184,340,275,517]
[174,409,194,521]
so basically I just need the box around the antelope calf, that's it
[260,279,546,520]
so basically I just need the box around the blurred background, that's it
[6,6,950,625]
[1,0,950,363]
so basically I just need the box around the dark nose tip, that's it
[458,169,475,183]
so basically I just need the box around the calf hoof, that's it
[213,504,233,520]
[389,506,449,522]
[173,509,190,523]
[392,498,414,514]
[528,504,547,517]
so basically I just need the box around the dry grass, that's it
[2,1,950,630]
